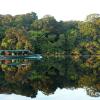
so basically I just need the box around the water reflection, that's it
[0,89,99,100]
[0,55,100,99]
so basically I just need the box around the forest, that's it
[0,12,100,55]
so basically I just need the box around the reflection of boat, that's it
[0,50,43,60]
[7,63,31,67]
[0,54,42,60]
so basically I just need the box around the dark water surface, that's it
[0,55,100,100]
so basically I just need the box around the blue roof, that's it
[0,50,30,52]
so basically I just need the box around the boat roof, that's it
[0,50,30,52]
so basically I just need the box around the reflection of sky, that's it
[0,88,100,100]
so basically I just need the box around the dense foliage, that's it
[0,12,100,55]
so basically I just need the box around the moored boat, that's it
[0,54,42,60]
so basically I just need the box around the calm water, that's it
[0,55,100,100]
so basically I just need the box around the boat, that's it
[0,54,43,60]
[0,50,43,60]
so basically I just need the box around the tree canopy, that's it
[0,12,99,55]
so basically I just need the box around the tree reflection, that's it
[0,56,99,98]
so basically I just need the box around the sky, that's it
[0,0,99,21]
